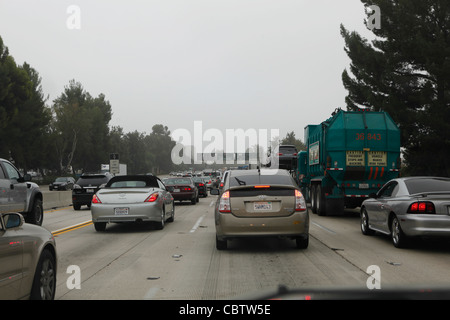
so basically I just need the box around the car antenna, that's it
[257,166,260,175]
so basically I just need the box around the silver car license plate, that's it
[114,208,129,215]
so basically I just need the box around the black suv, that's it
[267,145,298,170]
[72,173,112,210]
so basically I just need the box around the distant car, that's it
[49,177,75,191]
[193,177,208,197]
[211,169,309,250]
[268,145,298,170]
[72,172,113,210]
[91,175,175,231]
[0,212,57,299]
[205,176,213,190]
[164,177,199,204]
[361,177,450,248]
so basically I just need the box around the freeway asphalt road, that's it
[41,195,450,300]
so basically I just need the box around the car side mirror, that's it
[3,213,24,229]
[210,188,219,195]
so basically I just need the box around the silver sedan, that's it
[360,177,450,248]
[91,175,175,231]
[0,212,57,299]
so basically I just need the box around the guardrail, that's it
[41,186,73,210]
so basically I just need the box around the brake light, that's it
[254,185,270,188]
[145,193,159,202]
[278,153,283,156]
[92,194,102,204]
[408,201,435,214]
[219,191,231,213]
[293,153,297,156]
[294,189,307,211]
[199,183,204,186]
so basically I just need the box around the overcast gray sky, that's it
[0,0,374,145]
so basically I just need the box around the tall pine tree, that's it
[341,0,450,176]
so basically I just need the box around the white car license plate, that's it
[86,188,95,193]
[254,202,272,211]
[174,188,180,192]
[115,208,129,215]
[359,183,369,189]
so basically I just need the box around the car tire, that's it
[26,198,43,226]
[94,222,107,231]
[216,236,227,250]
[73,203,81,210]
[391,215,409,248]
[155,208,165,230]
[30,249,56,300]
[361,208,375,235]
[295,235,309,249]
[167,202,175,222]
[191,197,196,205]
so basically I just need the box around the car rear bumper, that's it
[72,193,95,205]
[216,210,309,239]
[91,203,162,223]
[401,214,450,237]
[171,192,196,201]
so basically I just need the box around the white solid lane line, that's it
[190,215,205,233]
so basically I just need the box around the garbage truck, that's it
[296,108,401,216]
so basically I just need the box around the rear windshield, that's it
[229,174,294,187]
[109,180,158,188]
[279,146,297,153]
[164,178,192,185]
[76,175,109,186]
[405,178,450,194]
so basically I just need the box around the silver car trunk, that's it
[97,188,157,204]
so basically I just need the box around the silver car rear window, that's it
[405,178,450,194]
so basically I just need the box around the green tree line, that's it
[0,36,175,176]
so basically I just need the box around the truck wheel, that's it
[26,198,44,226]
[316,186,327,216]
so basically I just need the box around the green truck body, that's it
[296,109,401,215]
